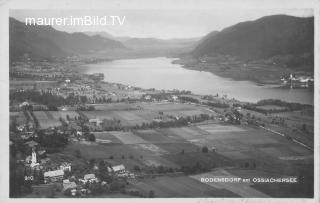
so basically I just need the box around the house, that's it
[81,174,98,183]
[171,95,179,101]
[44,169,64,183]
[112,164,126,174]
[144,95,152,100]
[17,125,25,132]
[71,189,77,196]
[60,162,71,172]
[89,118,103,126]
[19,101,30,108]
[62,179,77,191]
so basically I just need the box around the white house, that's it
[44,169,64,183]
[171,95,179,101]
[89,118,103,126]
[60,162,72,172]
[112,164,126,173]
[80,174,99,183]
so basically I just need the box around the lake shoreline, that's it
[80,57,313,105]
[171,56,295,86]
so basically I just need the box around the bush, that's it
[202,146,209,153]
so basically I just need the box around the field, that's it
[110,131,149,144]
[33,111,79,128]
[10,112,27,125]
[81,110,157,126]
[59,114,313,197]
[81,102,215,127]
[93,132,123,144]
[33,111,61,128]
[133,175,239,197]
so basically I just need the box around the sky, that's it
[10,9,313,39]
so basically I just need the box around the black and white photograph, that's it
[0,0,319,202]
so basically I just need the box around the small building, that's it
[19,101,30,108]
[44,169,64,183]
[60,162,72,172]
[62,180,77,191]
[144,95,152,100]
[76,131,83,136]
[71,189,77,196]
[171,95,178,101]
[112,164,126,174]
[89,118,103,126]
[82,174,98,183]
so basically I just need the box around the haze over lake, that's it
[81,57,313,104]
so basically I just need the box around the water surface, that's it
[80,57,313,104]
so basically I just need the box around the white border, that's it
[0,0,319,203]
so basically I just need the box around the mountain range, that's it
[10,15,314,68]
[9,17,126,61]
[192,15,314,62]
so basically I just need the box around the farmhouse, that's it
[112,164,126,173]
[80,174,99,183]
[89,118,103,126]
[171,95,179,101]
[19,101,30,108]
[60,162,72,172]
[44,169,64,183]
[62,179,77,191]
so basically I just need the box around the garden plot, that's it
[198,124,246,133]
[81,111,114,120]
[180,109,209,117]
[155,143,199,154]
[134,129,179,143]
[142,156,179,168]
[49,111,79,120]
[110,131,148,144]
[89,103,139,111]
[131,143,168,156]
[165,127,206,140]
[113,111,148,126]
[33,111,61,128]
[93,132,123,144]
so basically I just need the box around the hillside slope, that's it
[193,15,314,62]
[10,18,126,61]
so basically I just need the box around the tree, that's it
[181,149,185,155]
[202,146,209,153]
[75,149,81,158]
[302,124,307,131]
[148,190,155,198]
[87,133,96,142]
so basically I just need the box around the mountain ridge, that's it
[10,17,126,61]
[192,15,314,63]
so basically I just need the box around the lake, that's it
[80,57,313,104]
